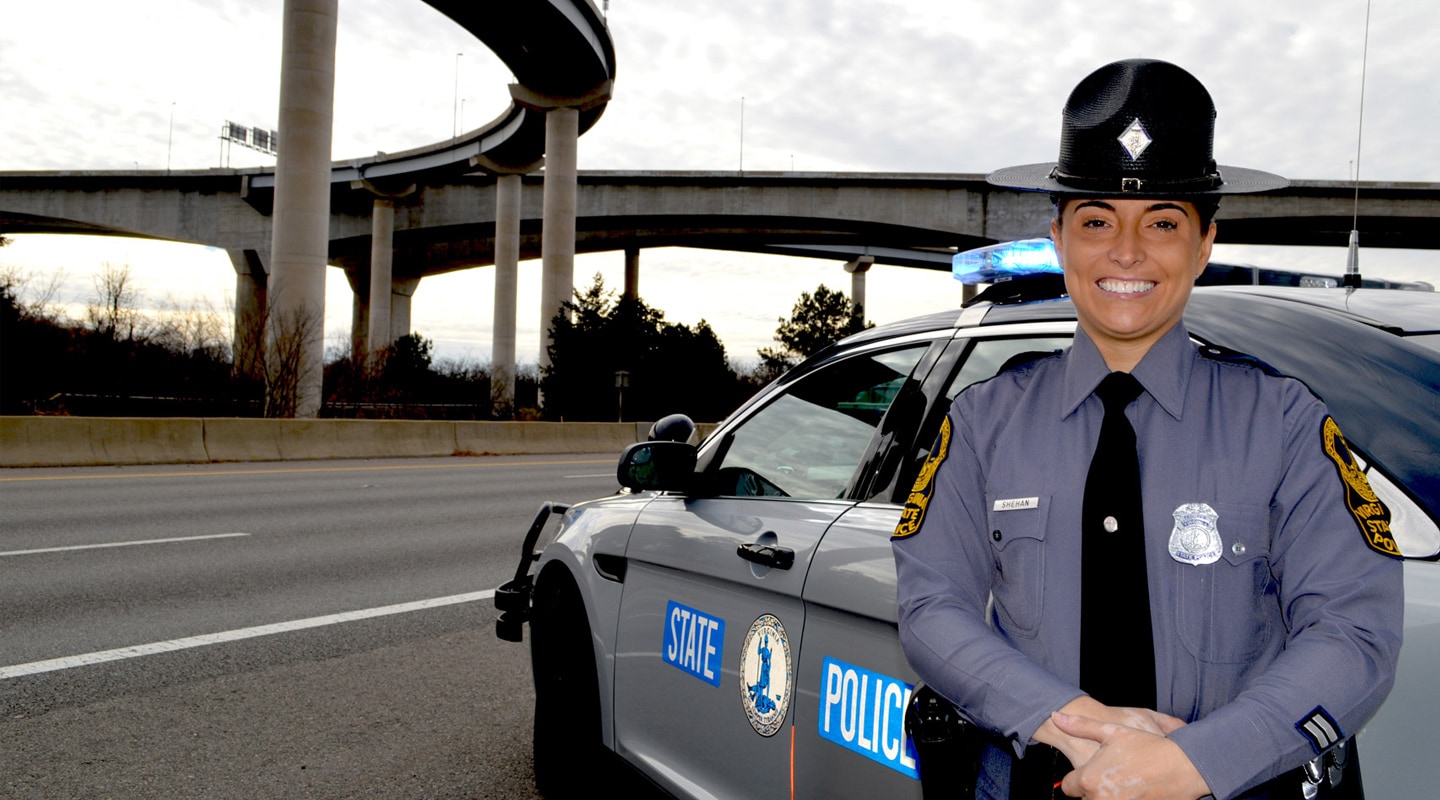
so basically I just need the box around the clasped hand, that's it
[1035,697,1210,800]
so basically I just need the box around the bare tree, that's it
[0,264,69,323]
[262,300,324,418]
[86,262,148,342]
[231,288,268,384]
[153,294,232,362]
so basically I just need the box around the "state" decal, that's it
[663,600,726,686]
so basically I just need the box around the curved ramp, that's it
[246,0,615,198]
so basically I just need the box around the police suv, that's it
[496,242,1440,799]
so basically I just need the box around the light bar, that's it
[952,238,1062,285]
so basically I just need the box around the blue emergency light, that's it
[952,238,1062,285]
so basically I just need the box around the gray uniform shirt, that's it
[892,322,1403,799]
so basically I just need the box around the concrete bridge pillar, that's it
[366,197,395,363]
[624,247,640,301]
[510,81,612,390]
[472,154,543,416]
[492,173,523,413]
[343,271,418,359]
[539,106,579,374]
[844,255,874,318]
[228,248,268,382]
[266,0,338,417]
[391,277,419,342]
[343,266,368,361]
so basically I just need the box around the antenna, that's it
[1343,0,1372,289]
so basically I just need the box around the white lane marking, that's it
[0,533,251,558]
[565,473,614,479]
[0,589,496,680]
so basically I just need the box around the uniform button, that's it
[992,530,1002,541]
[1232,542,1247,556]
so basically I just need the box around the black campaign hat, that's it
[987,59,1287,196]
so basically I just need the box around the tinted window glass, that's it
[713,346,929,499]
[898,336,1072,496]
[945,337,1071,401]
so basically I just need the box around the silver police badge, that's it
[1169,503,1222,566]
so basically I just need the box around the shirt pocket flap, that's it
[1215,502,1271,566]
[984,493,1051,551]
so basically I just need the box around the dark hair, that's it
[1051,195,1220,230]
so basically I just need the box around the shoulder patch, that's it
[1321,416,1400,558]
[893,416,951,540]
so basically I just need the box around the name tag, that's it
[993,497,1039,511]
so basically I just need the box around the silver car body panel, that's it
[616,495,854,799]
[534,494,653,751]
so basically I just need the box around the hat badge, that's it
[1118,118,1152,161]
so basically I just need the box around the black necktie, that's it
[1080,371,1156,710]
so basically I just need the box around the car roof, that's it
[1184,288,1440,528]
[1193,286,1440,337]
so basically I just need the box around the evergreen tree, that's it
[543,274,748,422]
[756,284,872,380]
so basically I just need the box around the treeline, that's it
[0,264,534,420]
[2,262,868,422]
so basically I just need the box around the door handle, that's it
[736,542,795,570]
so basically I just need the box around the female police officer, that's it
[891,59,1403,799]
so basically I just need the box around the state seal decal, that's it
[1169,503,1222,566]
[1321,416,1399,557]
[893,416,951,540]
[739,614,792,737]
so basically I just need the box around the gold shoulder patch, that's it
[1321,416,1400,557]
[893,416,952,540]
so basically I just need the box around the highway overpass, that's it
[3,169,1438,379]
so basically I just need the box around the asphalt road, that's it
[0,455,623,799]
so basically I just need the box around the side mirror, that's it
[618,440,697,492]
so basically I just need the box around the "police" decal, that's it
[1320,416,1399,558]
[663,600,726,687]
[819,657,919,779]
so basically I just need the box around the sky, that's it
[3,0,1437,369]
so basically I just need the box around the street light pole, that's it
[167,102,175,174]
[453,52,463,141]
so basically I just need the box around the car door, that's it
[612,340,934,799]
[791,328,1075,797]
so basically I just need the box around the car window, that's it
[712,345,930,500]
[894,336,1072,499]
[944,336,1071,402]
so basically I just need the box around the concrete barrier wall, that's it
[1,416,211,467]
[0,417,724,468]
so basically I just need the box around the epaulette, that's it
[997,349,1064,375]
[1197,343,1284,377]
